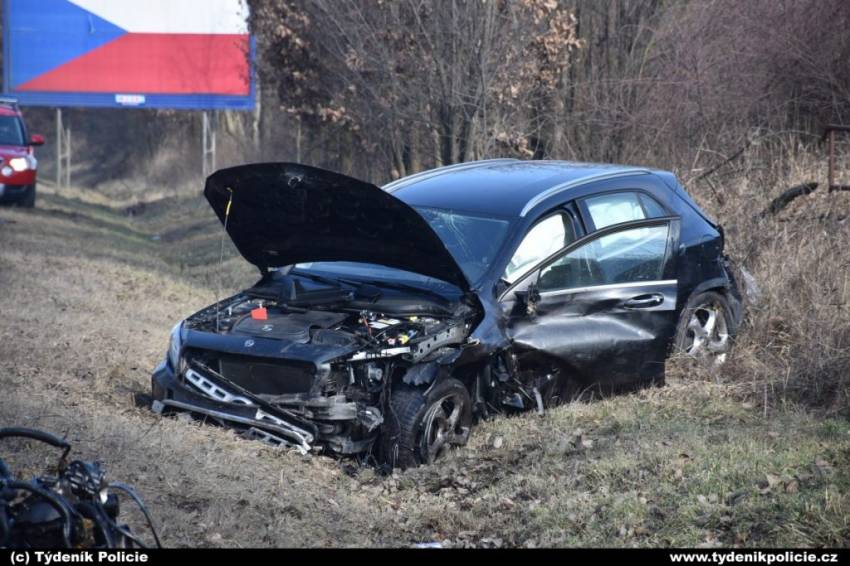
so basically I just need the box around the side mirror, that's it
[29,134,45,146]
[514,281,541,315]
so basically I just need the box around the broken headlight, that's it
[167,322,184,370]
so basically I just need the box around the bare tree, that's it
[249,0,581,180]
[19,0,850,189]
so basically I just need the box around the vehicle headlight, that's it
[9,157,29,172]
[167,323,184,369]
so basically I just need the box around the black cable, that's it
[100,514,149,549]
[0,428,72,489]
[1,480,73,548]
[0,428,71,467]
[0,505,10,547]
[1,429,162,549]
[75,501,116,549]
[107,483,162,548]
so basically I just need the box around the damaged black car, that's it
[151,159,743,468]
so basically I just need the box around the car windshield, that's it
[0,116,25,146]
[293,206,511,289]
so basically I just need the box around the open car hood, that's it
[204,163,470,291]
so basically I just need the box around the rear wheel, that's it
[379,378,472,469]
[674,291,735,365]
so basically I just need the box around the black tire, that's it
[674,290,736,365]
[18,184,35,208]
[379,378,472,469]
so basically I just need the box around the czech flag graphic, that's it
[5,0,253,108]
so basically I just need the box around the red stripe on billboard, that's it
[18,33,250,95]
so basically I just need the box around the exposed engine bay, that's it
[155,285,474,457]
[192,294,463,355]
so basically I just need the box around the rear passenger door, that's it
[504,193,680,386]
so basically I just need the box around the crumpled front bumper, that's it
[150,361,382,454]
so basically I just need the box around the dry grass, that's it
[685,141,850,415]
[1,155,849,547]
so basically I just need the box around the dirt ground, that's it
[0,183,848,548]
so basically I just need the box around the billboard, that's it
[3,0,255,110]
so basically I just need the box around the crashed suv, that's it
[151,159,743,468]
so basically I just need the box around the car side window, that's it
[584,191,666,230]
[639,193,668,218]
[504,212,573,284]
[538,224,670,292]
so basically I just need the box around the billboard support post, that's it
[56,109,71,189]
[202,111,216,178]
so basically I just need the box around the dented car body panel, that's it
[152,160,742,463]
[504,278,680,387]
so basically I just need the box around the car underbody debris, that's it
[0,427,161,549]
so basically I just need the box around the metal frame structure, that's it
[3,1,255,180]
[202,111,217,179]
[56,109,71,189]
[823,124,850,191]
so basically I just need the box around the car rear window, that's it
[584,191,667,230]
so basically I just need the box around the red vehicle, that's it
[0,98,44,208]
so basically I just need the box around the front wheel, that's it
[674,290,736,365]
[379,378,472,469]
[19,184,36,208]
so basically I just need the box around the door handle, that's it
[623,293,664,309]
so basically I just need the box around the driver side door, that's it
[503,218,680,387]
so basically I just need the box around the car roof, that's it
[385,159,665,218]
[0,106,21,117]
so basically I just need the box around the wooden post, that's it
[56,109,61,188]
[828,129,835,191]
[202,111,217,178]
[55,109,71,189]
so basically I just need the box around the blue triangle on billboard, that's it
[8,0,127,89]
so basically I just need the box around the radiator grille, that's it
[186,349,315,395]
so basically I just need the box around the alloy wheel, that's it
[419,391,470,464]
[683,302,730,364]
